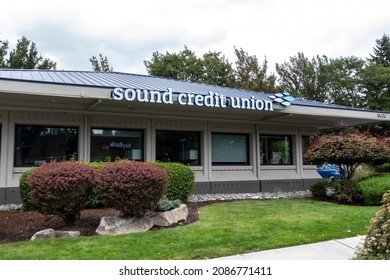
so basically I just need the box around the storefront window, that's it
[14,125,78,167]
[212,133,249,165]
[91,128,144,162]
[156,130,201,166]
[260,135,293,165]
[0,124,2,165]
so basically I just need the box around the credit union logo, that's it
[268,92,295,107]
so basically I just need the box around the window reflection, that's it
[156,131,200,166]
[90,128,143,162]
[260,135,293,165]
[14,125,78,167]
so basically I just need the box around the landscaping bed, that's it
[0,203,202,244]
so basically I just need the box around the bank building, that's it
[0,69,388,204]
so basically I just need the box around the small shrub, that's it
[19,168,36,211]
[26,161,95,225]
[155,195,182,212]
[96,161,168,216]
[309,180,328,198]
[84,186,105,209]
[373,163,390,173]
[84,161,112,208]
[331,179,363,205]
[149,162,194,202]
[355,191,390,260]
[358,174,390,206]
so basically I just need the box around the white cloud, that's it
[1,0,390,74]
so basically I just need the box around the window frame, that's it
[155,130,202,166]
[14,124,79,167]
[90,127,144,162]
[211,132,250,166]
[260,134,293,166]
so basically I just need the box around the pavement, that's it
[214,235,365,260]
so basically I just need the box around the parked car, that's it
[317,164,343,179]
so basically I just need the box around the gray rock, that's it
[53,230,80,238]
[31,228,80,240]
[96,216,153,236]
[150,204,188,227]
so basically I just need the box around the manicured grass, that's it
[0,199,378,260]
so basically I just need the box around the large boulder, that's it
[150,204,188,227]
[31,228,80,240]
[96,216,153,236]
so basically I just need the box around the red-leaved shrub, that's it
[96,161,168,216]
[26,161,95,225]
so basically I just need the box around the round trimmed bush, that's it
[96,161,168,216]
[357,173,390,206]
[26,161,95,225]
[149,162,194,202]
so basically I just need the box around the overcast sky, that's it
[1,0,389,74]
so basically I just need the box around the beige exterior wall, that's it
[0,107,321,204]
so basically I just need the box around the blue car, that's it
[317,164,343,179]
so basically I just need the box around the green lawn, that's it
[0,199,378,260]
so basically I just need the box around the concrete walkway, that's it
[214,236,365,260]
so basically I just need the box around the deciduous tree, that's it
[144,46,281,92]
[359,63,390,111]
[304,131,390,180]
[276,53,330,102]
[326,56,365,108]
[144,46,203,82]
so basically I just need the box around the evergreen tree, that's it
[0,40,8,68]
[369,34,390,67]
[0,36,56,69]
[89,53,113,72]
[233,47,281,93]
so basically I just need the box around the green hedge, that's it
[357,173,390,206]
[84,161,111,208]
[149,162,194,203]
[19,168,36,210]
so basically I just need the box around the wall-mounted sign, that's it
[111,88,294,111]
